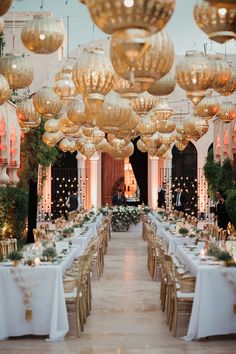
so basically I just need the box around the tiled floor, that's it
[1,226,236,353]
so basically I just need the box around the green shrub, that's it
[226,189,236,228]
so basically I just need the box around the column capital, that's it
[149,154,159,161]
[89,152,100,161]
[76,151,86,161]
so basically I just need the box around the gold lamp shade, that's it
[91,128,105,145]
[115,112,139,138]
[107,134,130,149]
[0,74,11,105]
[183,114,207,140]
[113,74,147,99]
[208,54,231,90]
[58,113,78,136]
[137,138,148,153]
[156,119,176,134]
[110,142,134,160]
[67,99,86,126]
[195,95,220,120]
[150,98,173,122]
[59,138,77,153]
[132,92,158,116]
[0,0,13,16]
[21,13,65,54]
[16,98,41,128]
[54,65,77,102]
[96,91,133,133]
[44,119,59,133]
[73,46,115,106]
[175,50,214,105]
[175,130,189,143]
[111,31,174,88]
[217,101,236,123]
[33,87,63,119]
[150,144,169,158]
[195,118,209,136]
[141,132,163,150]
[160,132,175,146]
[215,67,236,96]
[148,72,176,96]
[205,0,236,8]
[175,140,188,151]
[194,1,236,44]
[83,0,176,35]
[82,142,96,159]
[42,131,64,147]
[137,116,157,137]
[0,18,4,33]
[0,53,33,90]
[82,126,95,137]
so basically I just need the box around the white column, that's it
[76,152,86,209]
[148,155,159,209]
[89,152,101,210]
[165,151,173,211]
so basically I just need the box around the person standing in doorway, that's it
[66,190,80,212]
[215,191,229,230]
[157,182,166,209]
[174,187,186,212]
[112,189,127,206]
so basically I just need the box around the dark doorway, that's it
[130,138,148,205]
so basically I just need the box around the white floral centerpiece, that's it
[111,206,141,232]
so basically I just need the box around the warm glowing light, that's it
[124,0,134,7]
[218,7,227,16]
[39,33,46,40]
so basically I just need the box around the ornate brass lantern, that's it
[148,72,176,96]
[132,92,158,116]
[72,46,115,106]
[83,1,176,36]
[137,116,156,137]
[215,67,236,96]
[175,140,188,151]
[217,101,236,123]
[195,95,220,120]
[110,142,134,160]
[54,65,77,102]
[156,119,176,134]
[44,119,59,133]
[141,132,163,150]
[0,0,13,16]
[115,112,139,138]
[113,74,147,99]
[59,138,77,153]
[160,132,175,146]
[194,1,236,44]
[150,98,173,122]
[0,53,33,89]
[58,113,78,136]
[82,141,96,159]
[208,54,231,90]
[111,31,174,88]
[137,138,148,153]
[33,87,63,119]
[91,128,105,145]
[206,1,236,8]
[21,13,65,54]
[16,98,41,129]
[151,144,169,158]
[67,99,86,126]
[42,131,63,147]
[96,91,133,133]
[175,50,214,105]
[0,74,11,105]
[183,114,208,140]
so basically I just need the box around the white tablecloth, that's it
[175,246,236,340]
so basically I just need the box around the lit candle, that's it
[200,249,205,258]
[34,257,40,266]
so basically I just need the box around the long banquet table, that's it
[0,216,102,341]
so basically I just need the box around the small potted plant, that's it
[8,250,23,267]
[178,227,189,236]
[42,247,57,262]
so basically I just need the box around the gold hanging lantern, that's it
[72,46,115,108]
[115,112,139,138]
[175,50,214,105]
[150,98,173,122]
[0,53,33,90]
[0,0,13,16]
[194,1,236,44]
[0,18,4,33]
[195,94,220,120]
[217,101,236,123]
[183,114,204,140]
[110,142,134,160]
[132,92,158,116]
[148,72,176,96]
[113,74,147,99]
[54,65,77,102]
[58,113,78,136]
[96,137,108,152]
[175,140,188,151]
[42,131,63,147]
[205,1,236,8]
[0,74,11,105]
[91,128,105,145]
[215,67,236,96]
[150,144,169,158]
[59,138,77,153]
[33,87,63,119]
[75,135,87,151]
[141,132,163,150]
[44,119,59,133]
[175,131,189,144]
[16,98,41,128]
[67,99,86,126]
[156,119,176,134]
[160,132,175,146]
[195,118,209,136]
[107,134,130,149]
[111,31,174,88]
[82,126,95,137]
[137,139,148,153]
[83,1,176,36]
[208,54,231,90]
[137,116,156,137]
[21,13,65,54]
[82,141,96,159]
[96,91,133,133]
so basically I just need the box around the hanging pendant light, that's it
[21,13,65,54]
[150,98,173,122]
[33,87,63,119]
[91,128,105,145]
[205,1,236,8]
[44,119,59,133]
[16,98,41,129]
[0,53,33,90]
[208,54,231,90]
[137,138,148,153]
[67,99,86,126]
[82,141,96,159]
[58,113,78,137]
[59,138,77,153]
[148,72,176,96]
[54,65,77,102]
[195,94,220,120]
[194,1,236,44]
[0,0,13,16]
[215,67,236,96]
[217,101,236,123]
[175,140,188,151]
[115,112,139,138]
[156,119,176,134]
[175,50,214,105]
[0,74,11,105]
[113,74,147,99]
[132,92,158,116]
[42,131,64,147]
[141,132,163,150]
[137,116,157,137]
[160,132,175,146]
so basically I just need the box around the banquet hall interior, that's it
[0,0,236,353]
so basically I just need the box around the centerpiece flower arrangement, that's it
[111,206,141,232]
[207,242,235,267]
[42,247,57,262]
[178,227,189,236]
[8,250,23,266]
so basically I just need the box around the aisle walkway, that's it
[1,227,236,354]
